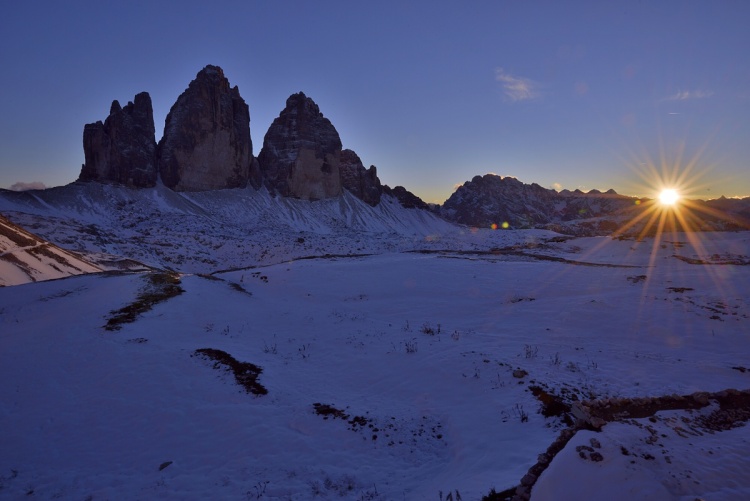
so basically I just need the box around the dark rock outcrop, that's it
[158,65,255,191]
[258,92,342,200]
[79,92,157,187]
[383,185,429,210]
[339,149,382,206]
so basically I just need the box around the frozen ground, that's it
[1,229,748,499]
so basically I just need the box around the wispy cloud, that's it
[495,68,540,102]
[663,89,714,101]
[9,181,46,191]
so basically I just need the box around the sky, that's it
[1,1,748,203]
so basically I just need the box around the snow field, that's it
[1,232,749,499]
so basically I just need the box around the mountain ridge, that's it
[439,173,750,233]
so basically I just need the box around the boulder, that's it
[79,92,157,187]
[257,92,342,200]
[158,65,254,191]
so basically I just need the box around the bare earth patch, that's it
[193,348,268,396]
[104,272,184,331]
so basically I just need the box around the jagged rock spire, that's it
[258,92,343,200]
[158,65,257,191]
[79,92,157,187]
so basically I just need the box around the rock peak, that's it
[200,64,223,76]
[258,92,342,200]
[158,65,257,191]
[79,91,157,187]
[284,92,322,116]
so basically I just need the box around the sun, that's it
[658,189,680,206]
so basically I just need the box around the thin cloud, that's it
[495,68,540,102]
[663,89,714,101]
[9,181,46,191]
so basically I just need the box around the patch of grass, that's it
[298,343,312,359]
[549,352,562,366]
[228,282,252,296]
[263,339,278,354]
[313,403,349,420]
[104,272,184,331]
[421,322,436,335]
[193,348,268,396]
[439,490,464,501]
[404,339,418,354]
[513,403,529,423]
[523,344,539,359]
[481,486,516,500]
[509,295,535,304]
[312,403,372,431]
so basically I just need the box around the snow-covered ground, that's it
[0,214,102,286]
[1,230,748,499]
[0,184,487,275]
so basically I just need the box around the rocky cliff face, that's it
[257,92,343,200]
[158,65,255,191]
[78,68,395,205]
[79,92,157,187]
[339,149,382,206]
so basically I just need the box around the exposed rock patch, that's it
[79,92,157,187]
[158,65,255,191]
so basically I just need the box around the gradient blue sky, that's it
[1,1,748,203]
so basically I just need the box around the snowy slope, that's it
[0,184,470,274]
[1,232,748,499]
[0,214,101,286]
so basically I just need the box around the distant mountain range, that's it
[439,173,750,234]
